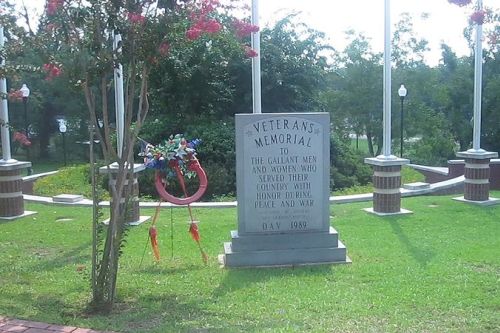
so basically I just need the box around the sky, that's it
[258,0,481,66]
[17,0,498,66]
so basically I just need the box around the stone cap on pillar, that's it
[99,162,145,175]
[364,156,410,167]
[0,161,32,170]
[456,150,498,160]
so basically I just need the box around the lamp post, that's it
[59,120,67,166]
[398,84,407,158]
[20,84,32,175]
[20,84,30,138]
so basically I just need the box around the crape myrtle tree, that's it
[33,0,256,312]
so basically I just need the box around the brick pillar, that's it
[456,151,498,204]
[100,163,149,225]
[0,161,35,219]
[373,165,402,213]
[365,157,410,215]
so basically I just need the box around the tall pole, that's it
[400,97,404,157]
[0,26,14,164]
[113,32,125,158]
[251,0,262,114]
[382,0,392,158]
[471,0,483,152]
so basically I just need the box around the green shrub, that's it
[330,135,372,191]
[33,164,109,200]
[406,108,456,166]
[137,117,236,201]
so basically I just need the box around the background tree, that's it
[327,31,383,156]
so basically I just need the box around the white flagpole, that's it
[381,0,392,158]
[113,32,125,158]
[0,26,14,163]
[471,0,483,152]
[251,0,262,114]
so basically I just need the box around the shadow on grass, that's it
[132,262,205,275]
[0,290,80,322]
[388,218,435,268]
[213,264,333,298]
[109,293,236,333]
[27,242,91,272]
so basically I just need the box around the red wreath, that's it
[154,158,208,205]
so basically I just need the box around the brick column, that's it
[0,161,36,219]
[365,157,410,216]
[455,151,499,205]
[100,163,150,225]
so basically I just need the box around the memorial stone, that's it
[222,113,350,267]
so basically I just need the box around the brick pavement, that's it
[0,317,117,333]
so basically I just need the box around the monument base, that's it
[102,215,150,226]
[363,207,413,216]
[0,210,37,221]
[452,196,500,206]
[222,227,350,267]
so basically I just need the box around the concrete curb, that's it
[24,176,465,208]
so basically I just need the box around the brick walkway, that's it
[0,317,117,333]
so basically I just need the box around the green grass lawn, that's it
[1,194,499,332]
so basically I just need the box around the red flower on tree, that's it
[470,10,486,25]
[46,0,64,16]
[7,89,23,101]
[158,42,170,56]
[244,45,258,58]
[448,0,472,6]
[203,19,222,33]
[43,62,62,80]
[127,12,146,25]
[233,19,259,38]
[186,28,203,40]
[185,0,222,41]
[13,132,31,147]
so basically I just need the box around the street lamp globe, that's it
[20,84,30,99]
[398,84,407,100]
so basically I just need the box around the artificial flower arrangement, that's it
[141,134,202,179]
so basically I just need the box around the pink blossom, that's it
[158,42,170,56]
[233,19,259,38]
[127,12,146,25]
[46,0,64,16]
[448,0,472,6]
[13,132,31,147]
[7,89,23,102]
[186,28,203,40]
[244,46,258,58]
[43,63,63,80]
[203,19,222,33]
[470,10,486,25]
[186,0,222,40]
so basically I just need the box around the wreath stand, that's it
[145,158,209,264]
